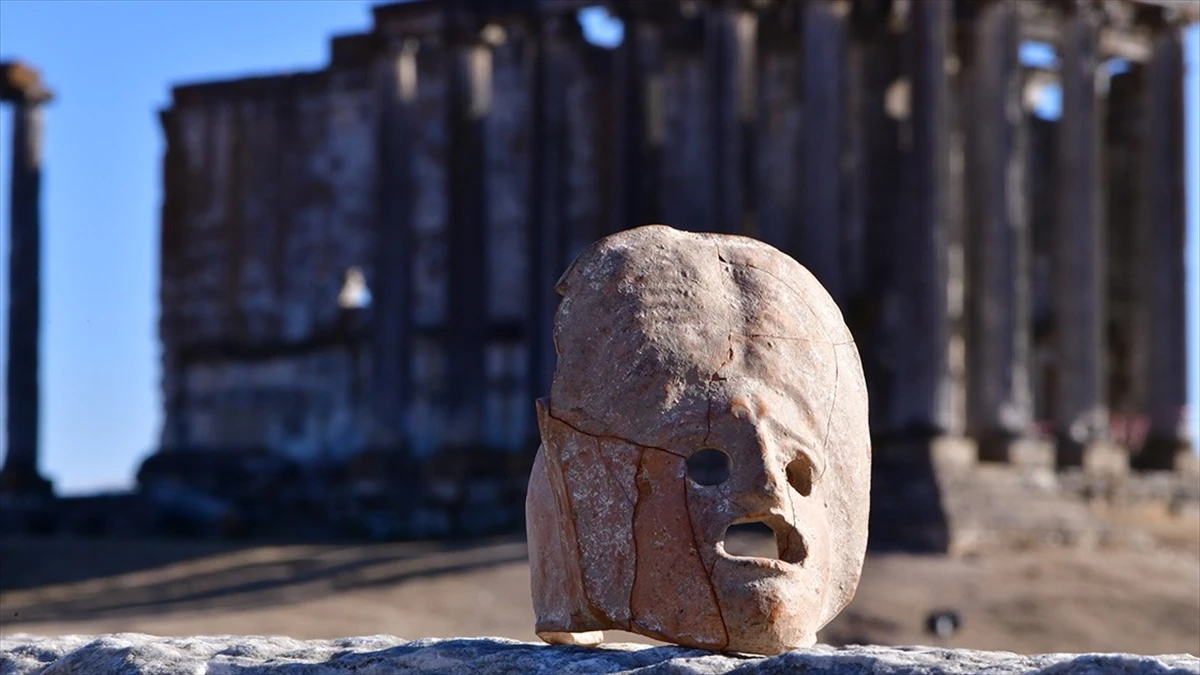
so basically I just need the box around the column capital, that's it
[0,61,53,105]
[1130,0,1200,26]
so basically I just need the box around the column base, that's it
[977,434,1055,469]
[1080,440,1129,477]
[870,434,976,554]
[1056,438,1128,474]
[878,433,978,469]
[1132,436,1195,472]
[0,465,53,499]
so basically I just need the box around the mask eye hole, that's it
[786,457,814,497]
[687,447,731,486]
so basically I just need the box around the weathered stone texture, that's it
[409,44,449,331]
[485,36,531,325]
[2,635,1197,675]
[167,78,376,347]
[482,33,533,452]
[161,68,378,454]
[181,350,363,461]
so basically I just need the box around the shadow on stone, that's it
[0,537,529,625]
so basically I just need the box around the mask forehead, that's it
[550,227,848,448]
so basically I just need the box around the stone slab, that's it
[1,634,1196,674]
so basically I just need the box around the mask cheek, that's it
[684,482,735,571]
[630,449,728,649]
[709,564,826,651]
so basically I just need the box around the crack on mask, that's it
[817,350,840,485]
[716,245,847,348]
[710,334,735,383]
[703,395,715,447]
[716,253,839,347]
[746,333,856,346]
[626,446,646,633]
[544,430,612,629]
[704,333,735,446]
[594,436,638,507]
[782,457,805,568]
[545,406,687,460]
[683,480,730,650]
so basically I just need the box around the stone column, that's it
[370,41,418,450]
[444,15,491,448]
[1053,3,1110,466]
[1104,67,1144,454]
[1134,22,1192,470]
[611,2,663,233]
[158,108,190,453]
[0,61,53,498]
[963,1,1044,466]
[890,0,966,443]
[528,15,567,410]
[1027,112,1056,427]
[708,0,757,236]
[845,12,903,435]
[800,0,849,305]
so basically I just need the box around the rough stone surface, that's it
[2,634,1197,675]
[527,225,871,655]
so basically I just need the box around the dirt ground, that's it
[1,506,1197,656]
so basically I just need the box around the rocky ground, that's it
[4,634,1196,674]
[0,504,1196,656]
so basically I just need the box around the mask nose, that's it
[731,437,792,517]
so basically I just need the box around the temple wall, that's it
[159,67,379,455]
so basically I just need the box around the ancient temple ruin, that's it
[143,0,1196,540]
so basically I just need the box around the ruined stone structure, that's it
[144,0,1196,540]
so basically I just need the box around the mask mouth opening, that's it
[721,515,808,566]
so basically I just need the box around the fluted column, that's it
[890,0,964,439]
[800,0,849,305]
[0,62,53,498]
[708,0,757,236]
[963,1,1041,465]
[528,16,566,410]
[444,12,491,447]
[372,41,419,448]
[612,1,663,232]
[1135,22,1192,469]
[1053,2,1108,466]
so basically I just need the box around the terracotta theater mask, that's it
[526,225,871,655]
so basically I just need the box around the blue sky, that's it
[0,2,1196,494]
